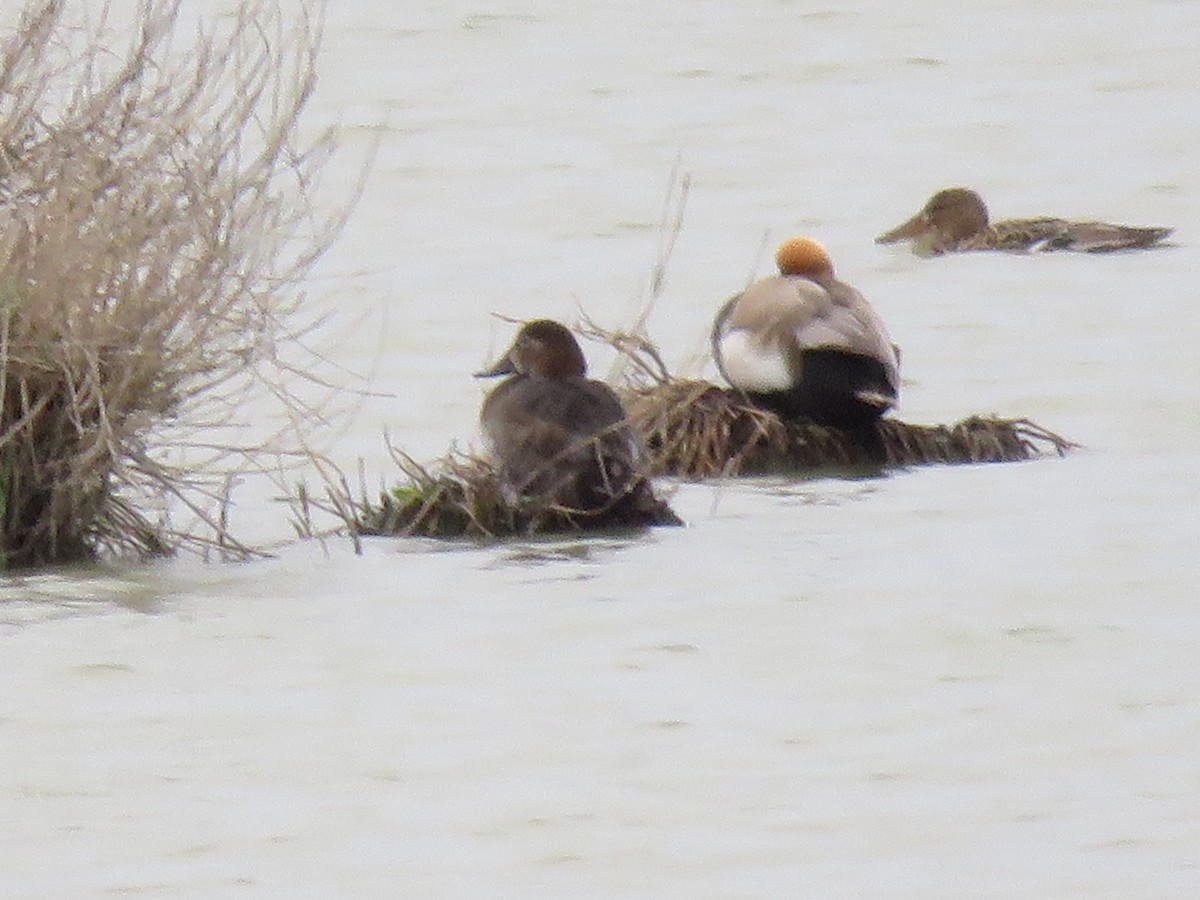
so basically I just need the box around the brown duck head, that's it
[875,188,990,251]
[475,319,587,380]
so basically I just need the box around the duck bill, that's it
[473,353,517,378]
[875,212,929,245]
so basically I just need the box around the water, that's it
[3,0,1199,896]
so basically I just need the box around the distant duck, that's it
[475,319,652,514]
[875,187,1173,256]
[712,236,900,452]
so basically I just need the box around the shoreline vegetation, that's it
[0,0,345,568]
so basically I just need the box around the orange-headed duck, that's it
[476,319,650,513]
[876,187,1172,256]
[712,237,900,451]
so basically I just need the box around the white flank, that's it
[717,331,793,391]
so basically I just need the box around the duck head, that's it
[475,319,587,379]
[875,187,990,249]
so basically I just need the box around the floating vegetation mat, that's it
[622,380,1076,478]
[349,453,683,541]
[338,379,1073,541]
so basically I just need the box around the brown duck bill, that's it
[875,212,929,244]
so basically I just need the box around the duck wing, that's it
[481,376,643,504]
[969,218,1073,252]
[1043,222,1173,252]
[814,281,900,394]
[984,218,1172,253]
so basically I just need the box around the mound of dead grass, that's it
[325,450,682,542]
[0,0,344,567]
[623,380,1075,477]
[323,372,1072,544]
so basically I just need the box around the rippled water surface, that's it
[3,1,1199,896]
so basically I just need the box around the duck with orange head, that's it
[712,236,900,460]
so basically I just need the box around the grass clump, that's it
[623,379,1075,477]
[0,0,344,567]
[346,451,682,541]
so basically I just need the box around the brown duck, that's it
[876,187,1172,257]
[475,319,652,515]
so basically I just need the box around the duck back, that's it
[714,276,899,420]
[481,374,648,513]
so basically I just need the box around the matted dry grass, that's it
[623,379,1075,477]
[330,373,1071,544]
[331,375,1072,542]
[0,0,345,567]
[333,450,682,542]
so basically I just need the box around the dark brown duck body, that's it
[477,320,654,517]
[876,187,1173,256]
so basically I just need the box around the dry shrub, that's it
[0,0,344,567]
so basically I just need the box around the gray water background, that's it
[3,1,1199,896]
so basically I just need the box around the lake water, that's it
[3,1,1199,897]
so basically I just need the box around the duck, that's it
[875,187,1173,256]
[475,319,651,514]
[712,236,900,451]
